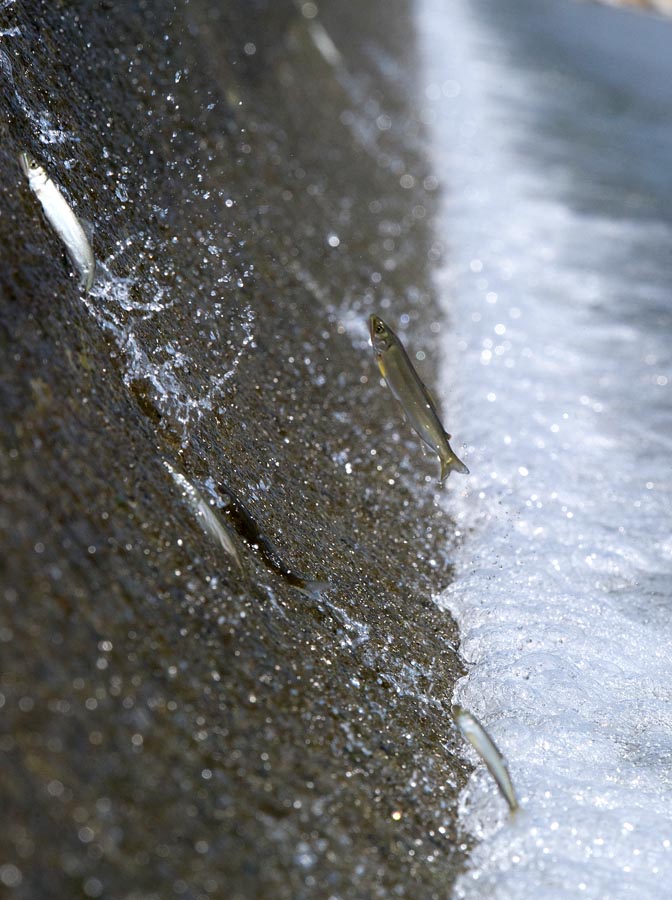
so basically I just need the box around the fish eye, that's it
[375,321,385,334]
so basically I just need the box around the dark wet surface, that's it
[0,1,468,897]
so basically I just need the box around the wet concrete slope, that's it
[0,1,467,897]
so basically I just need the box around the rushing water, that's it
[418,0,672,896]
[5,0,672,894]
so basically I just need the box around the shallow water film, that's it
[5,0,672,897]
[0,1,468,897]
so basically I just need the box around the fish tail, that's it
[80,261,96,293]
[439,450,470,481]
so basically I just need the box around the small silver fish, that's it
[19,151,95,293]
[217,481,329,598]
[369,314,469,482]
[164,461,243,573]
[453,704,519,814]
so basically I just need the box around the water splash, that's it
[86,263,256,440]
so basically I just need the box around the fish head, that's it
[451,704,467,723]
[369,314,395,354]
[19,151,39,175]
[19,151,46,185]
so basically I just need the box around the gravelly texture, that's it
[0,2,469,897]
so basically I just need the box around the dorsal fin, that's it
[420,379,441,415]
[79,217,95,244]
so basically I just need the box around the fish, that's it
[163,461,243,573]
[452,704,519,814]
[369,314,469,482]
[19,151,96,293]
[217,481,329,598]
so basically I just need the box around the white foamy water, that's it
[418,0,672,896]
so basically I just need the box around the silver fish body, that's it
[369,314,468,481]
[19,152,95,293]
[453,704,519,814]
[164,461,243,572]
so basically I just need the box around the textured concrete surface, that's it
[0,2,468,897]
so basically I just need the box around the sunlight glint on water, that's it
[418,0,672,896]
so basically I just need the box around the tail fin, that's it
[439,450,470,482]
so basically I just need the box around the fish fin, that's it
[75,218,95,292]
[421,381,442,415]
[439,451,470,482]
[79,217,95,243]
[79,260,96,293]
